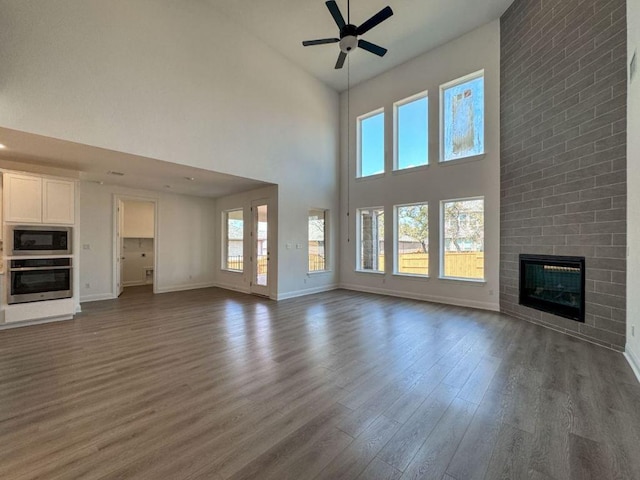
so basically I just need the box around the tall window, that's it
[358,109,385,177]
[441,198,484,280]
[308,209,328,272]
[394,93,428,170]
[358,207,384,272]
[440,70,485,162]
[395,203,428,276]
[224,209,243,272]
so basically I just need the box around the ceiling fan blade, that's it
[335,51,347,69]
[358,39,388,57]
[302,38,340,46]
[325,0,346,29]
[356,6,393,36]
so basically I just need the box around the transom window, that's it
[440,70,485,162]
[358,109,385,177]
[394,93,428,170]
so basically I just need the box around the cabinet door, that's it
[42,179,75,224]
[4,174,43,223]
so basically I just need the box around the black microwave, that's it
[9,226,72,255]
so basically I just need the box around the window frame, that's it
[356,206,385,273]
[357,108,385,178]
[393,202,429,278]
[439,196,485,282]
[439,69,485,163]
[222,208,244,273]
[308,208,329,273]
[393,91,429,172]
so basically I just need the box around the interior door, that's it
[250,200,269,297]
[116,199,125,296]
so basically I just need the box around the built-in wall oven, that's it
[8,258,73,304]
[8,226,72,256]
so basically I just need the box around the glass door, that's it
[251,200,269,297]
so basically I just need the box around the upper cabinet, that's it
[4,173,75,225]
[43,179,75,224]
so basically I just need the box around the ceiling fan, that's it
[302,0,394,69]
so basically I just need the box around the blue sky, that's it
[361,96,428,176]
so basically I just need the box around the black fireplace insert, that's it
[519,254,585,322]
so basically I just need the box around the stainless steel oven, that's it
[8,258,73,304]
[8,226,72,256]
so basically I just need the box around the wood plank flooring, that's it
[0,286,639,479]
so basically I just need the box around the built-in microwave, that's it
[8,226,72,256]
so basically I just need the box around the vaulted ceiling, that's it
[209,0,515,91]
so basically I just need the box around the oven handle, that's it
[9,266,72,272]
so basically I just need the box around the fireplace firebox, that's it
[519,254,585,322]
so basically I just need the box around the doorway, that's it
[114,196,158,297]
[250,200,269,297]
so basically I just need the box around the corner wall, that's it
[626,0,640,375]
[500,0,627,350]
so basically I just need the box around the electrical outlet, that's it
[83,244,91,250]
[85,283,90,289]
[632,326,636,337]
[303,278,307,284]
[489,289,494,296]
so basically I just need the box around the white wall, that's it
[123,200,155,238]
[0,0,339,299]
[122,238,155,286]
[626,0,640,378]
[339,21,501,311]
[80,181,216,301]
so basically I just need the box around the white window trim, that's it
[439,196,485,282]
[439,69,485,163]
[393,202,429,278]
[356,206,385,273]
[357,108,385,178]
[308,208,329,273]
[393,90,429,172]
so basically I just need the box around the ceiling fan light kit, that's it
[302,0,393,69]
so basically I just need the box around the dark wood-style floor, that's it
[1,287,639,480]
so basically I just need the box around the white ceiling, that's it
[0,128,271,198]
[209,0,515,91]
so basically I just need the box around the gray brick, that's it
[581,221,625,234]
[595,208,626,222]
[565,198,612,213]
[595,245,627,258]
[566,233,612,246]
[553,211,595,225]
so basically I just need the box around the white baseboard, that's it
[624,347,640,384]
[0,315,73,330]
[213,282,251,295]
[276,284,339,301]
[80,293,116,303]
[155,282,217,294]
[123,280,147,287]
[339,283,500,312]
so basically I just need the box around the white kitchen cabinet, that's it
[43,179,75,224]
[3,173,75,225]
[3,173,43,223]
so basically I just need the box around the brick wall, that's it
[500,0,627,349]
